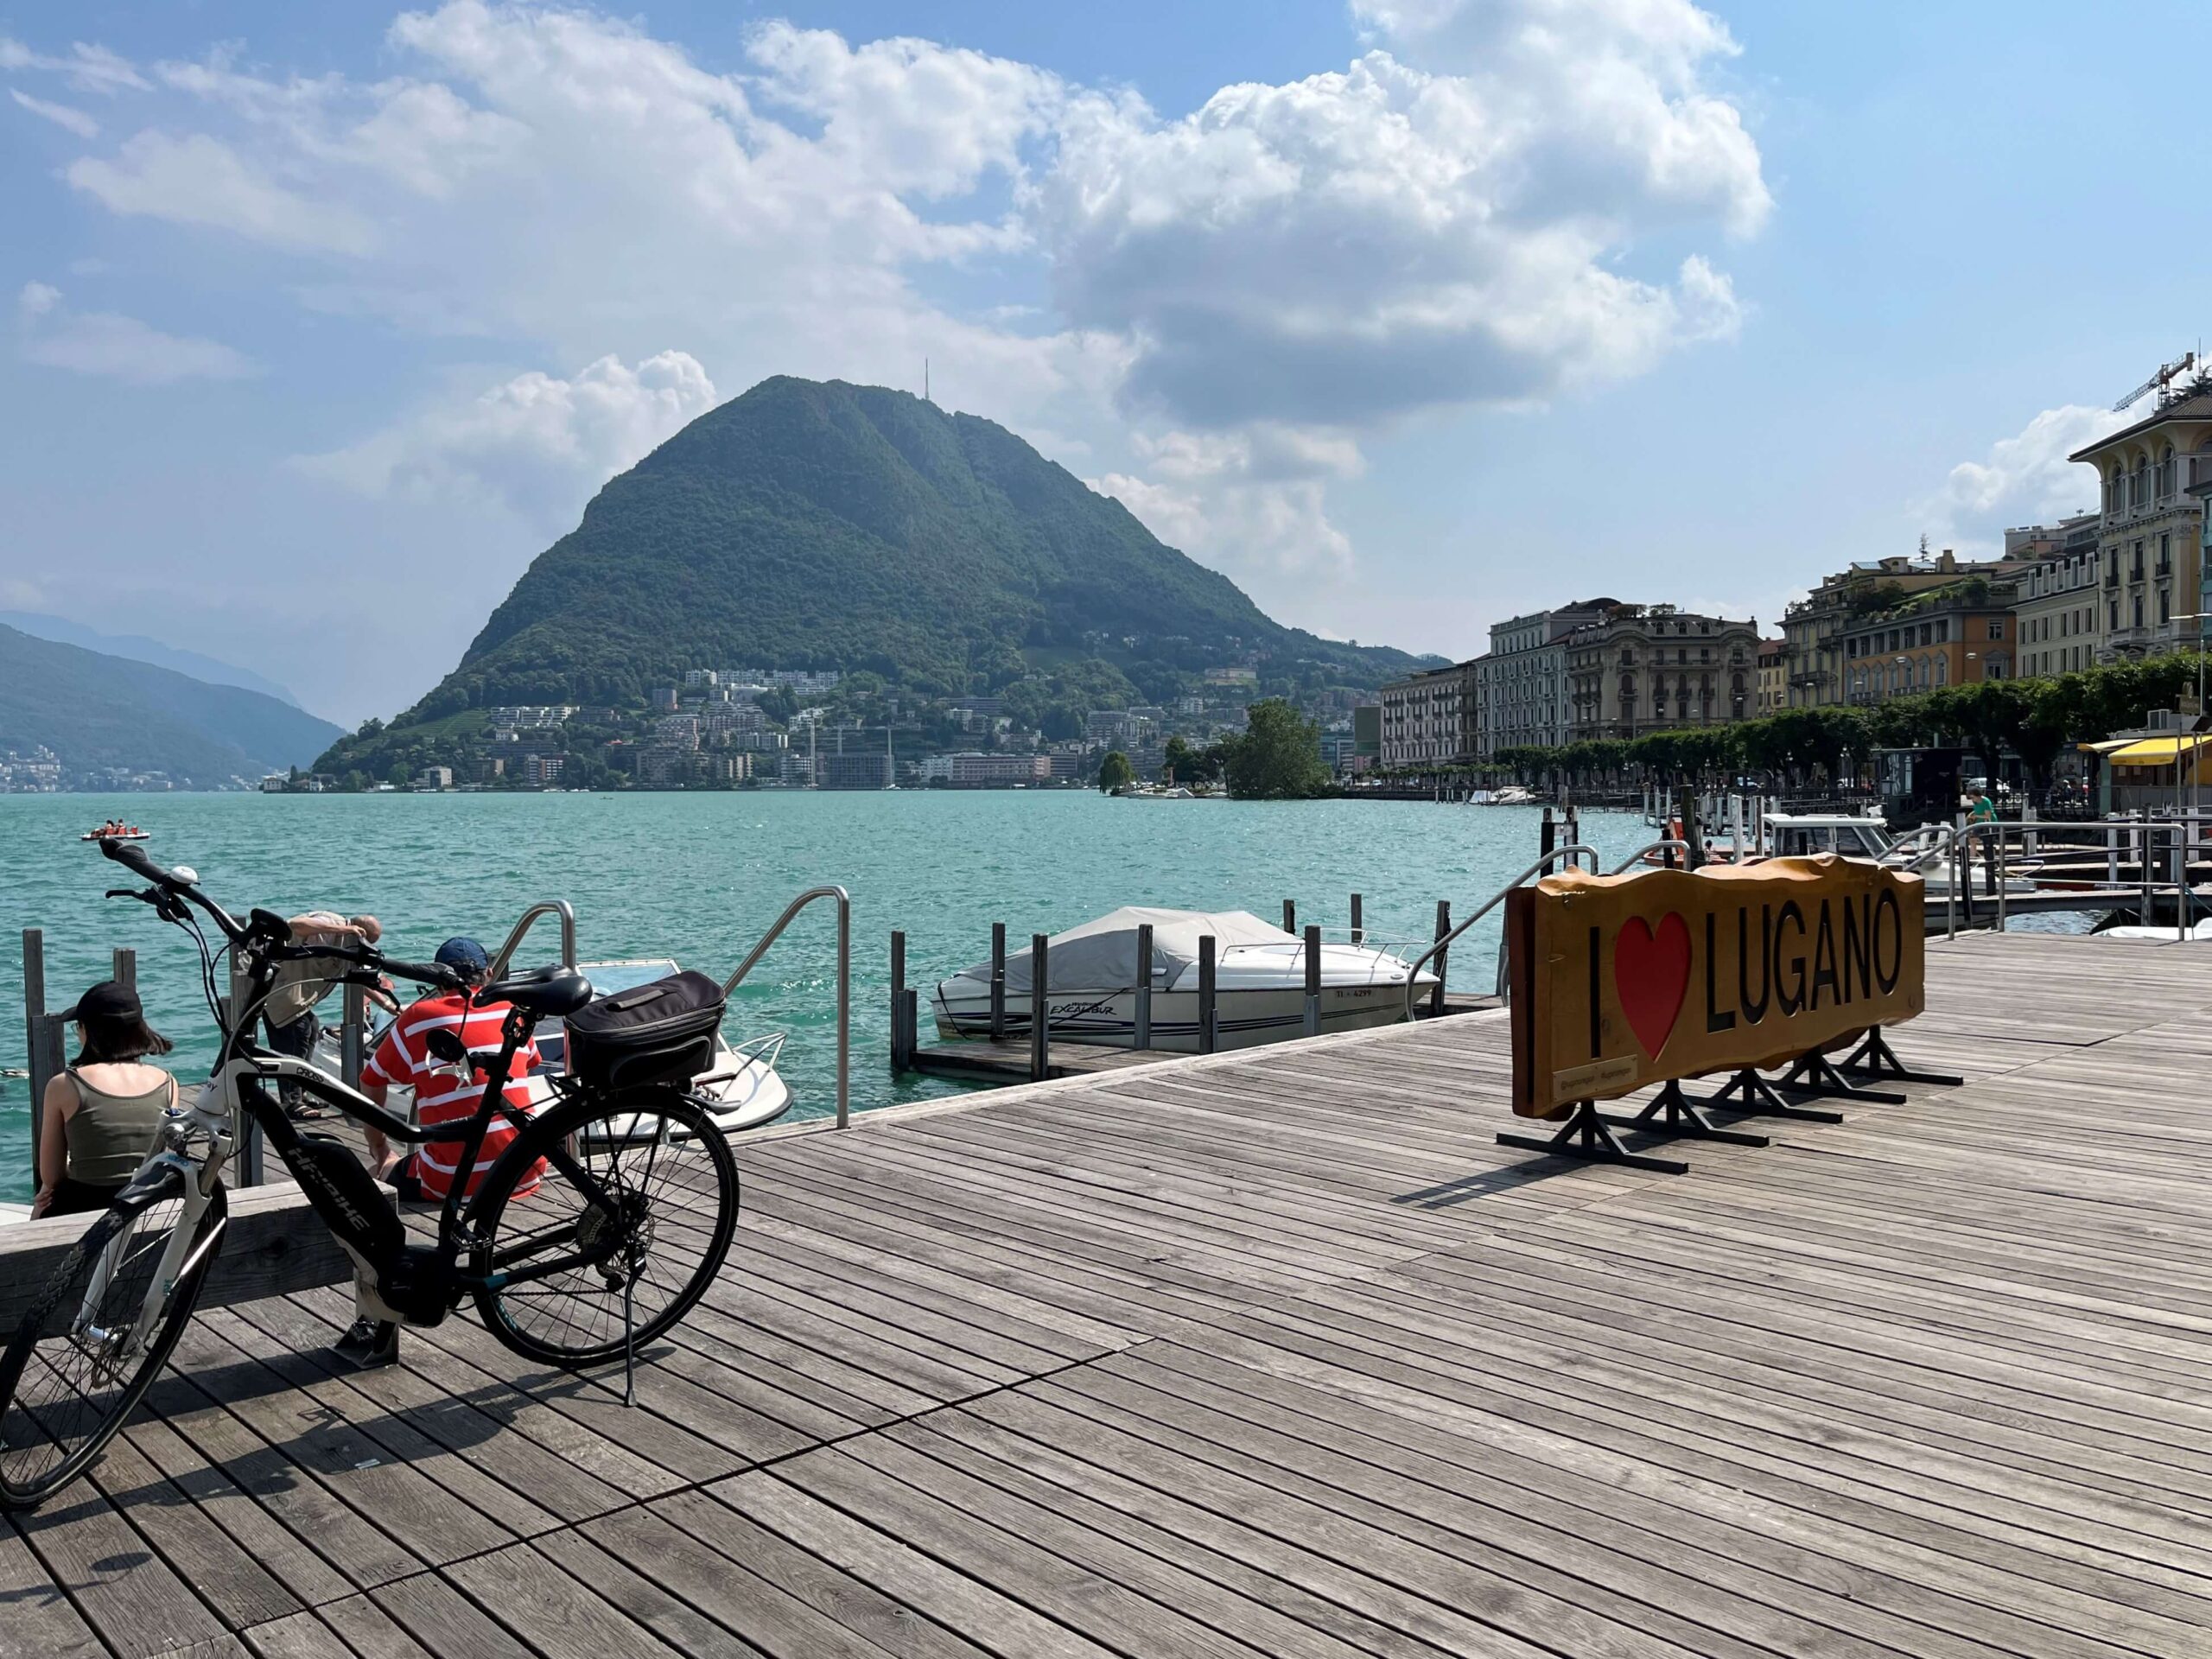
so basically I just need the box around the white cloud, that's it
[10,88,99,137]
[16,282,257,384]
[68,131,377,255]
[1929,404,2114,544]
[0,36,149,94]
[300,351,718,522]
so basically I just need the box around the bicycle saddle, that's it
[480,964,594,1019]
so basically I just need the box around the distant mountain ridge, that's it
[337,377,1431,741]
[0,624,343,787]
[0,612,311,711]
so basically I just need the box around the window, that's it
[1934,655,1948,685]
[2161,590,2171,625]
[2111,601,2121,631]
[1935,620,1949,643]
[1986,618,2004,639]
[2159,532,2171,573]
[2133,541,2145,580]
[2134,595,2145,629]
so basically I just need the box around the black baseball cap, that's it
[435,937,490,976]
[60,979,143,1023]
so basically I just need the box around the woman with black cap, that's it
[30,979,178,1218]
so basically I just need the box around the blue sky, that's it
[2,0,2201,723]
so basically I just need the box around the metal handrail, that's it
[1402,843,1600,1020]
[1609,838,1693,874]
[721,886,850,1129]
[487,899,577,976]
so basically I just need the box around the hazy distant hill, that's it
[0,624,343,787]
[0,611,310,711]
[332,378,1430,748]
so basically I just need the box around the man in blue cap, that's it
[359,937,545,1205]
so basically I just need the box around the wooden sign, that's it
[1507,856,1924,1118]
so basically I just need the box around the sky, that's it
[1,0,2202,726]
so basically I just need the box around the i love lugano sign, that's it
[1506,857,1927,1118]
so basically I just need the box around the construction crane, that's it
[2113,352,2196,414]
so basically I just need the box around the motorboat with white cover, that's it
[315,957,791,1136]
[931,906,1438,1052]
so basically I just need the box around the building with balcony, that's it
[1838,582,2016,702]
[1781,549,2024,709]
[1471,601,1611,759]
[2069,386,2212,664]
[1564,605,1759,741]
[920,752,1054,786]
[2015,514,2102,678]
[1755,639,1785,714]
[1377,660,1479,767]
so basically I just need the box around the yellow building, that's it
[1756,638,1784,714]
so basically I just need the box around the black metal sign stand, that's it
[1603,1080,1769,1147]
[1840,1025,1965,1088]
[1687,1066,1846,1124]
[1771,1048,1908,1107]
[1497,1100,1689,1175]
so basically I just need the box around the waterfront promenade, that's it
[8,931,2211,1657]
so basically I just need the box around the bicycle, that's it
[0,839,741,1510]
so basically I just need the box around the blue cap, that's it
[435,937,490,976]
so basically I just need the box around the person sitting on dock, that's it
[31,979,176,1217]
[263,910,395,1122]
[360,937,544,1205]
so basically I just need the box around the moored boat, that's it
[931,906,1437,1052]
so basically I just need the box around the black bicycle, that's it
[0,839,741,1509]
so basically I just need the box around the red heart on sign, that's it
[1614,912,1691,1058]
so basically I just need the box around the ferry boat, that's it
[930,906,1437,1052]
[80,828,151,842]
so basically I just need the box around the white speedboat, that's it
[931,906,1437,1052]
[315,957,791,1135]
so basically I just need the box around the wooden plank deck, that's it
[11,931,2212,1657]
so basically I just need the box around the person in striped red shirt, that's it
[361,937,545,1204]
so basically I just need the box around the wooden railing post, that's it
[1028,933,1050,1082]
[988,922,1007,1043]
[1134,922,1154,1051]
[1430,900,1450,1017]
[1302,925,1322,1038]
[1198,935,1218,1055]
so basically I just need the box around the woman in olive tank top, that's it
[33,978,177,1218]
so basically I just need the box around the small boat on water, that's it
[81,828,151,842]
[931,906,1437,1052]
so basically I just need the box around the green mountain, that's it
[325,377,1432,766]
[0,624,343,788]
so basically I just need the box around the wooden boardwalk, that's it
[10,931,2212,1657]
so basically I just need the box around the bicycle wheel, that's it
[469,1090,738,1366]
[0,1172,226,1510]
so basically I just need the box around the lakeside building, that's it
[1756,639,1785,714]
[919,752,1052,786]
[1563,605,1758,741]
[1376,660,1478,768]
[2068,388,2212,663]
[1781,550,2024,709]
[1471,601,1610,760]
[1840,582,2015,702]
[2015,516,2104,678]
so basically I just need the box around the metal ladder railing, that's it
[487,899,578,977]
[721,887,850,1129]
[1402,845,1602,1020]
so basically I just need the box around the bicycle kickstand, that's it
[621,1272,637,1408]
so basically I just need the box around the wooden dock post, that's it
[1540,807,1555,861]
[1302,925,1322,1037]
[1134,922,1154,1051]
[1350,893,1363,945]
[22,928,48,1145]
[1029,933,1050,1082]
[111,947,136,989]
[988,922,1007,1042]
[1430,900,1450,1017]
[1198,935,1218,1054]
[1281,898,1296,934]
[340,982,366,1090]
[889,931,911,1071]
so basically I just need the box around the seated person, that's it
[360,937,544,1204]
[33,980,176,1217]
[261,909,395,1122]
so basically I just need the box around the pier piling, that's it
[1350,893,1363,944]
[1303,925,1322,1037]
[889,931,911,1071]
[1134,923,1154,1051]
[1029,932,1050,1083]
[988,923,1007,1042]
[1281,898,1296,934]
[1430,900,1451,1017]
[1198,935,1218,1054]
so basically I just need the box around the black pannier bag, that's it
[564,969,726,1090]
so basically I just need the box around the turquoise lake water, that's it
[0,791,1656,1197]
